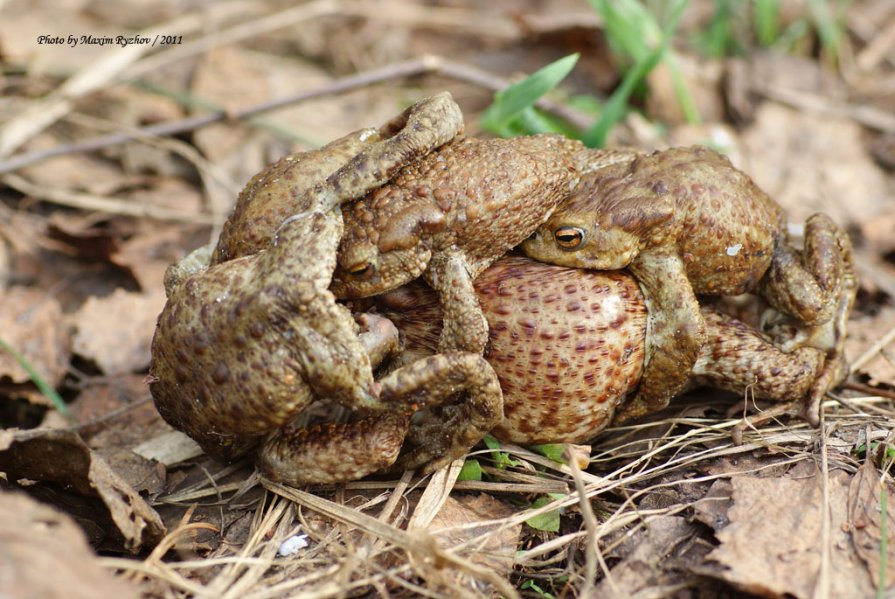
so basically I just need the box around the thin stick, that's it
[0,55,592,176]
[851,323,895,372]
[2,173,217,224]
[0,13,204,160]
[753,82,895,133]
[813,408,832,599]
[840,381,895,401]
[567,446,618,597]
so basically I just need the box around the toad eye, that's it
[346,262,376,280]
[554,226,585,250]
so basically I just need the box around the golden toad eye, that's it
[554,226,585,250]
[346,262,376,280]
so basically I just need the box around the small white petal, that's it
[277,534,310,557]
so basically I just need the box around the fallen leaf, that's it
[0,427,166,553]
[741,103,893,227]
[646,53,725,125]
[19,132,130,195]
[848,459,895,588]
[595,516,704,597]
[0,287,69,387]
[0,491,140,599]
[845,306,895,387]
[703,461,876,598]
[71,287,166,375]
[111,217,208,291]
[429,493,520,579]
[70,374,170,451]
[692,479,734,530]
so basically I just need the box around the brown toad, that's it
[521,146,852,424]
[374,256,842,445]
[150,94,504,484]
[330,133,636,354]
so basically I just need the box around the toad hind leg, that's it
[314,92,464,212]
[759,213,856,425]
[257,413,412,485]
[382,353,503,474]
[258,353,501,484]
[759,213,845,326]
[426,249,490,354]
[614,253,706,423]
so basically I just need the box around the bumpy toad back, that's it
[331,134,620,354]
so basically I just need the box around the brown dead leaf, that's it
[846,306,895,387]
[646,53,725,125]
[71,287,166,375]
[110,203,209,291]
[95,446,166,497]
[429,493,520,579]
[70,374,169,449]
[0,286,69,386]
[46,212,120,262]
[0,490,140,599]
[703,461,876,598]
[848,459,895,588]
[692,479,734,530]
[19,131,130,195]
[191,46,272,165]
[725,53,848,123]
[0,428,165,553]
[741,103,893,227]
[596,516,705,597]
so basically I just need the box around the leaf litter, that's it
[1,0,895,597]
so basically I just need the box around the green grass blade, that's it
[480,53,579,135]
[879,481,888,599]
[754,0,780,46]
[583,0,689,147]
[809,0,848,58]
[0,336,70,419]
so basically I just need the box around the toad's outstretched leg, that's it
[693,307,826,443]
[383,353,503,473]
[759,214,856,426]
[759,213,845,326]
[256,352,502,484]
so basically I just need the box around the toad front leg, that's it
[426,249,490,354]
[613,252,706,423]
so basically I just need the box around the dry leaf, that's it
[596,516,703,597]
[0,427,166,553]
[0,491,140,599]
[19,132,130,195]
[111,217,209,291]
[846,306,895,387]
[71,287,166,375]
[741,103,893,227]
[704,462,876,598]
[429,493,520,579]
[0,287,69,386]
[847,459,895,588]
[71,374,169,451]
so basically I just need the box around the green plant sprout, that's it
[0,336,70,419]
